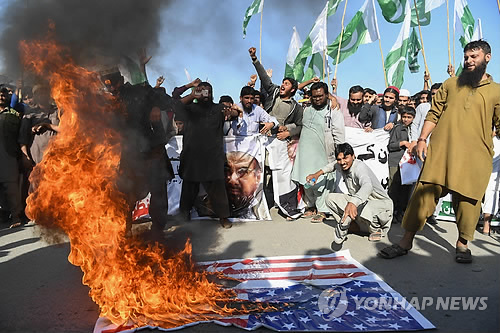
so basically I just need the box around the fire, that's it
[20,36,254,328]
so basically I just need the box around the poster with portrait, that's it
[223,135,271,221]
[148,135,271,222]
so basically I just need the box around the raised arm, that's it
[298,77,320,91]
[172,78,201,99]
[249,47,278,95]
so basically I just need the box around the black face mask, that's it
[458,60,487,88]
[347,101,362,116]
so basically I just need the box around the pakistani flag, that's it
[407,27,422,73]
[377,0,407,23]
[303,53,325,81]
[471,18,482,41]
[411,0,431,26]
[285,27,303,78]
[327,0,380,65]
[119,55,147,85]
[378,0,441,26]
[454,0,475,47]
[384,0,412,88]
[242,0,264,38]
[292,0,343,81]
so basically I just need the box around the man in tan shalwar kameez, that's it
[379,40,500,263]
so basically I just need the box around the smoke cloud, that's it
[0,0,170,79]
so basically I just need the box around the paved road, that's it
[1,210,498,333]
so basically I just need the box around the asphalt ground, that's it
[1,209,498,333]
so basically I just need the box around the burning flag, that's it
[20,29,264,329]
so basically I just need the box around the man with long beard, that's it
[379,40,500,263]
[329,81,366,129]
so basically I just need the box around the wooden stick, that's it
[453,17,455,69]
[446,0,451,65]
[322,49,326,81]
[413,0,432,85]
[334,0,349,79]
[327,54,330,86]
[259,3,263,62]
[378,38,388,87]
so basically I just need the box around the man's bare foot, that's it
[482,221,491,235]
[220,218,232,229]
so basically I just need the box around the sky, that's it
[147,0,500,101]
[0,0,499,102]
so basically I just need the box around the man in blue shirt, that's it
[228,86,278,136]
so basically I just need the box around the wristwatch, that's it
[417,138,426,143]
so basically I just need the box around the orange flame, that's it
[20,36,252,328]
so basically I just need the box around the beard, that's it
[347,102,362,116]
[458,60,487,87]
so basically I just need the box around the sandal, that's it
[9,222,22,229]
[311,213,326,223]
[303,209,317,218]
[368,231,382,242]
[455,248,472,264]
[219,218,232,229]
[378,244,409,259]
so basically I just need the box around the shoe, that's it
[332,220,349,244]
[427,216,438,225]
[368,231,382,242]
[378,244,410,259]
[455,247,472,264]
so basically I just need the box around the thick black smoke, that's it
[0,0,169,78]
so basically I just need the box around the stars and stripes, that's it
[94,250,434,332]
[202,250,435,331]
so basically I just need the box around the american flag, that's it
[95,250,434,332]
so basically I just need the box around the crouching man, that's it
[307,143,393,249]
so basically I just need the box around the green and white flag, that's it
[424,0,445,13]
[328,0,344,16]
[385,0,412,88]
[377,0,407,23]
[411,0,431,26]
[378,0,437,26]
[292,0,343,81]
[327,0,380,65]
[303,53,325,81]
[242,0,264,38]
[454,0,475,47]
[285,27,303,78]
[407,27,422,73]
[471,18,482,41]
[119,55,147,85]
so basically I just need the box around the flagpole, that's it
[413,0,432,85]
[327,52,330,85]
[334,0,349,79]
[446,0,451,66]
[322,49,326,81]
[259,3,263,62]
[453,17,455,69]
[378,39,388,87]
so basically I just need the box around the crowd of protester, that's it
[1,41,498,262]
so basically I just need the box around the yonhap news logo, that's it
[318,288,488,319]
[318,286,349,319]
